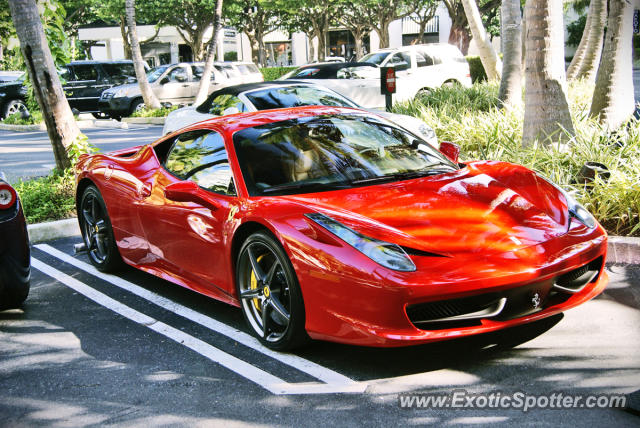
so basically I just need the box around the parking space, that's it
[1,236,639,426]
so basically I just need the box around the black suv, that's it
[0,60,140,120]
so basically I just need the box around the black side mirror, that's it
[160,77,170,84]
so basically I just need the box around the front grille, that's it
[407,257,603,330]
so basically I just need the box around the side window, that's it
[416,51,434,67]
[165,131,236,196]
[389,52,410,71]
[72,64,99,81]
[191,65,203,81]
[59,66,74,83]
[168,66,189,82]
[207,94,246,115]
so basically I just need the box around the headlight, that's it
[536,173,596,229]
[305,213,416,271]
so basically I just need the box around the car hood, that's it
[106,83,140,95]
[282,161,570,256]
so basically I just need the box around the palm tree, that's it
[589,0,635,129]
[461,0,501,80]
[567,0,607,82]
[522,0,574,146]
[8,0,80,170]
[194,0,223,106]
[125,0,161,110]
[498,0,522,108]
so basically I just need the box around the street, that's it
[1,236,638,426]
[0,124,164,184]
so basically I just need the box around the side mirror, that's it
[160,76,170,84]
[164,181,220,211]
[439,141,460,163]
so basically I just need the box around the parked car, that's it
[0,60,142,120]
[281,44,472,108]
[75,106,608,351]
[0,172,30,310]
[0,71,24,83]
[162,81,438,147]
[99,61,263,119]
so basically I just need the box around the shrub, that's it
[131,105,178,118]
[14,170,76,224]
[392,80,640,236]
[260,66,296,81]
[465,56,487,83]
[224,51,238,61]
[3,110,43,125]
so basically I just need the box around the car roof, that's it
[67,60,134,65]
[208,81,314,97]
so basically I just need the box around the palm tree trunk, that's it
[194,0,223,106]
[461,0,502,80]
[125,0,160,110]
[574,0,607,82]
[522,0,574,146]
[566,3,593,80]
[589,0,635,129]
[498,0,522,108]
[8,0,80,170]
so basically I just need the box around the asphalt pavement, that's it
[1,236,638,426]
[0,124,164,184]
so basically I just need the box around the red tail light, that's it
[0,183,17,209]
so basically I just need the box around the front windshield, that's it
[360,52,390,65]
[233,114,457,196]
[244,86,358,110]
[147,65,168,83]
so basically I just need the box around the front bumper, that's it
[98,96,133,116]
[288,222,608,347]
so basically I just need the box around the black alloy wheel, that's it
[79,185,122,272]
[236,231,308,350]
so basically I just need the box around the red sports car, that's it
[74,106,608,350]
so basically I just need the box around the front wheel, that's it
[236,231,308,351]
[2,99,28,120]
[129,99,145,116]
[78,185,123,272]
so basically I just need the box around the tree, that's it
[589,0,634,129]
[461,0,501,80]
[364,0,412,48]
[566,0,606,82]
[337,1,372,60]
[125,0,160,109]
[7,0,81,170]
[194,0,223,105]
[522,0,574,146]
[407,0,439,44]
[442,0,501,54]
[228,0,279,66]
[498,0,522,108]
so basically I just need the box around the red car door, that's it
[137,130,240,300]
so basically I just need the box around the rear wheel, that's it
[78,185,123,272]
[236,231,308,351]
[2,99,28,120]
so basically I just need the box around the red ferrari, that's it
[75,106,608,350]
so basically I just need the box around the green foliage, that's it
[131,105,178,117]
[14,169,76,224]
[392,81,640,236]
[567,15,587,47]
[466,56,487,83]
[2,110,43,125]
[67,133,98,166]
[224,51,238,61]
[260,66,296,81]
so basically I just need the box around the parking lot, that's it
[1,234,638,426]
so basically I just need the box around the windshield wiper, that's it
[350,166,455,185]
[261,181,351,195]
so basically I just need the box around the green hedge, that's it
[466,56,487,83]
[14,170,76,224]
[260,66,296,81]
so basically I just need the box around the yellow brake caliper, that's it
[250,254,266,312]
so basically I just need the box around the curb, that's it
[26,218,640,264]
[0,119,132,132]
[122,117,165,125]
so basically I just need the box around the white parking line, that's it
[35,244,366,394]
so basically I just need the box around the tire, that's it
[236,231,308,351]
[78,185,123,272]
[92,112,110,119]
[2,99,28,120]
[129,98,144,116]
[0,253,30,310]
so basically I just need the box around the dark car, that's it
[0,172,30,310]
[279,62,376,80]
[0,60,141,120]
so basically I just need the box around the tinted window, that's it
[236,64,251,75]
[291,68,320,78]
[168,66,189,82]
[246,64,260,73]
[102,63,136,78]
[245,86,357,110]
[360,51,390,65]
[165,131,236,195]
[192,65,216,82]
[198,94,246,115]
[59,67,74,82]
[416,51,433,67]
[233,114,457,196]
[72,64,99,81]
[147,65,169,83]
[389,52,411,70]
